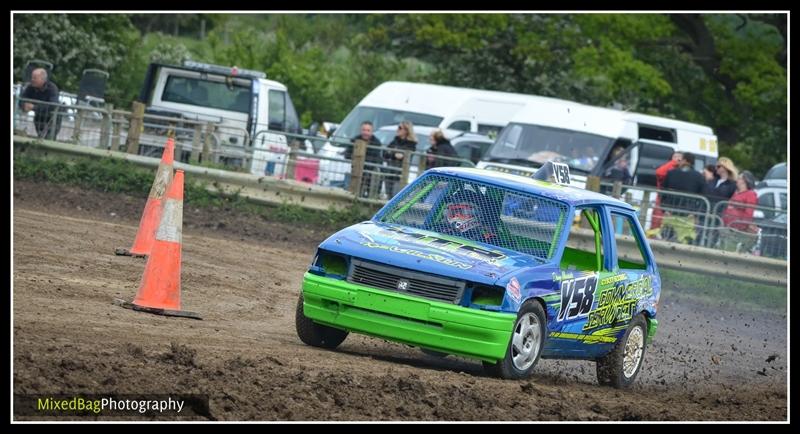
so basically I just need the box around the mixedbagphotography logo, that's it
[14,394,211,418]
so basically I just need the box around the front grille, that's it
[348,259,466,304]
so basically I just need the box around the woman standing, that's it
[426,129,457,169]
[383,121,418,197]
[720,171,759,252]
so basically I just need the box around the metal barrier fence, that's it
[596,180,787,260]
[13,96,785,260]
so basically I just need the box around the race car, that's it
[296,162,660,388]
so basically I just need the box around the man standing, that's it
[20,68,61,139]
[346,121,383,195]
[651,151,683,230]
[661,152,707,244]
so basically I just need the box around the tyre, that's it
[596,314,648,389]
[483,300,546,380]
[295,294,348,349]
[420,348,449,358]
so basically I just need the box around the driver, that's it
[440,184,501,243]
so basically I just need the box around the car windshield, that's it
[162,76,252,114]
[378,174,569,261]
[485,123,614,173]
[334,106,443,142]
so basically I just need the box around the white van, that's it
[317,81,539,187]
[477,99,719,188]
[139,60,306,176]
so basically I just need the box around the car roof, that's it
[426,167,634,209]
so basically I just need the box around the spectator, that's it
[345,121,383,196]
[708,157,738,205]
[19,68,61,139]
[720,171,759,253]
[703,164,719,192]
[601,148,632,196]
[656,151,683,189]
[383,121,418,198]
[660,152,706,244]
[426,129,457,169]
[651,151,683,230]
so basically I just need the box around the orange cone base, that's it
[113,247,147,258]
[113,298,202,320]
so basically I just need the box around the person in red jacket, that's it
[720,171,759,252]
[650,151,683,230]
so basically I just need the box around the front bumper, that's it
[301,273,516,362]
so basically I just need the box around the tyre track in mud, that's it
[12,180,787,420]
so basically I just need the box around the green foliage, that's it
[13,13,786,177]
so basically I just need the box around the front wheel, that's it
[596,314,648,388]
[295,294,348,349]
[483,300,546,380]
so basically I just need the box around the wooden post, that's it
[100,104,113,149]
[286,139,300,180]
[624,191,632,204]
[111,110,121,151]
[585,175,600,193]
[612,181,623,198]
[639,190,651,227]
[399,149,411,190]
[125,101,145,155]
[202,122,215,163]
[418,151,427,174]
[190,123,203,163]
[349,139,367,196]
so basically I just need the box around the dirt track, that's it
[12,180,788,421]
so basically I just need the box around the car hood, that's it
[318,221,543,285]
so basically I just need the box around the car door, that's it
[595,210,658,339]
[545,205,618,357]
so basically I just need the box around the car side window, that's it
[560,207,605,272]
[448,120,471,132]
[610,213,648,270]
[268,90,286,131]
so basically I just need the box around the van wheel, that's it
[596,314,647,388]
[295,294,348,349]
[483,300,546,379]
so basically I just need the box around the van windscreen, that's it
[162,76,252,114]
[334,106,443,141]
[485,123,614,173]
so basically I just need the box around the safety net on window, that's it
[379,174,569,261]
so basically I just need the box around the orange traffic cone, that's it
[114,170,201,319]
[115,137,175,257]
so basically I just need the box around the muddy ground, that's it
[12,180,788,421]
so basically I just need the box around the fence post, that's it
[585,176,600,193]
[111,109,121,151]
[399,149,412,190]
[417,152,427,174]
[100,104,113,149]
[190,123,203,163]
[71,106,85,144]
[202,122,215,163]
[612,181,623,198]
[350,139,367,196]
[639,190,651,228]
[125,101,145,155]
[286,139,300,181]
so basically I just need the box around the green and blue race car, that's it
[296,162,660,388]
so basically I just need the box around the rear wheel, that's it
[483,300,546,380]
[596,314,647,388]
[295,294,348,349]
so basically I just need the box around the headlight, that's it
[309,250,349,279]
